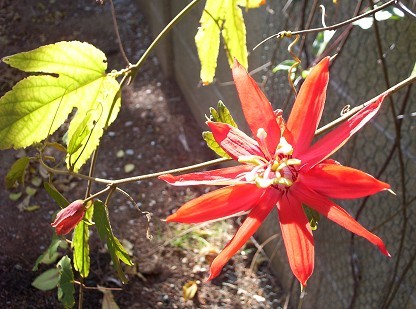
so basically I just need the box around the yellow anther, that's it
[272,177,293,187]
[276,137,293,155]
[238,155,268,166]
[255,176,274,189]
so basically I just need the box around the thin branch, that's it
[253,0,397,50]
[109,0,130,65]
[315,73,416,136]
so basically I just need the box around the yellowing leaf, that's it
[222,1,248,68]
[195,1,224,85]
[98,286,120,309]
[0,41,121,172]
[183,281,198,301]
[196,0,257,85]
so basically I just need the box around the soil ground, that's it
[0,1,285,308]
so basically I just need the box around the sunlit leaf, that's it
[5,156,30,189]
[93,200,133,284]
[272,59,296,73]
[57,255,75,309]
[33,234,65,271]
[73,202,93,278]
[216,101,238,127]
[202,131,231,158]
[32,268,59,291]
[195,1,224,85]
[222,0,248,68]
[0,41,121,172]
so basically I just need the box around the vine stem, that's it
[315,72,416,136]
[40,72,415,186]
[115,0,202,79]
[253,0,397,50]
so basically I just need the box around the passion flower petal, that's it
[277,193,314,287]
[208,188,281,280]
[232,59,281,155]
[287,57,330,155]
[208,121,264,160]
[300,162,390,199]
[293,182,390,257]
[166,184,265,224]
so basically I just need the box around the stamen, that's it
[257,128,272,159]
[272,177,293,187]
[276,137,293,155]
[238,155,268,166]
[255,176,274,188]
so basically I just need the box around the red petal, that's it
[292,182,390,256]
[166,184,265,224]
[287,57,330,155]
[159,165,254,186]
[232,60,281,155]
[300,94,386,170]
[277,193,314,287]
[208,121,264,160]
[208,188,281,280]
[299,162,390,199]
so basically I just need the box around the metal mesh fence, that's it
[254,0,416,307]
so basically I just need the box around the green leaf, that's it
[67,112,93,155]
[66,76,121,172]
[33,234,65,271]
[303,205,320,231]
[272,60,297,73]
[32,268,59,291]
[222,0,248,68]
[202,131,231,158]
[72,203,93,278]
[5,156,30,189]
[216,101,238,127]
[44,182,69,209]
[93,200,133,283]
[57,255,75,309]
[0,41,121,172]
[195,1,224,85]
[312,30,335,57]
[411,62,416,77]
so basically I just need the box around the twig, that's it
[109,0,130,65]
[253,0,397,50]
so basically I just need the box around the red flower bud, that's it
[51,200,85,235]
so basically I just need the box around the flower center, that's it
[238,133,300,190]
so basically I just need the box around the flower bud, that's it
[51,200,85,235]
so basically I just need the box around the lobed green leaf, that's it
[0,41,121,172]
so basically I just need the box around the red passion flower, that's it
[160,57,390,286]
